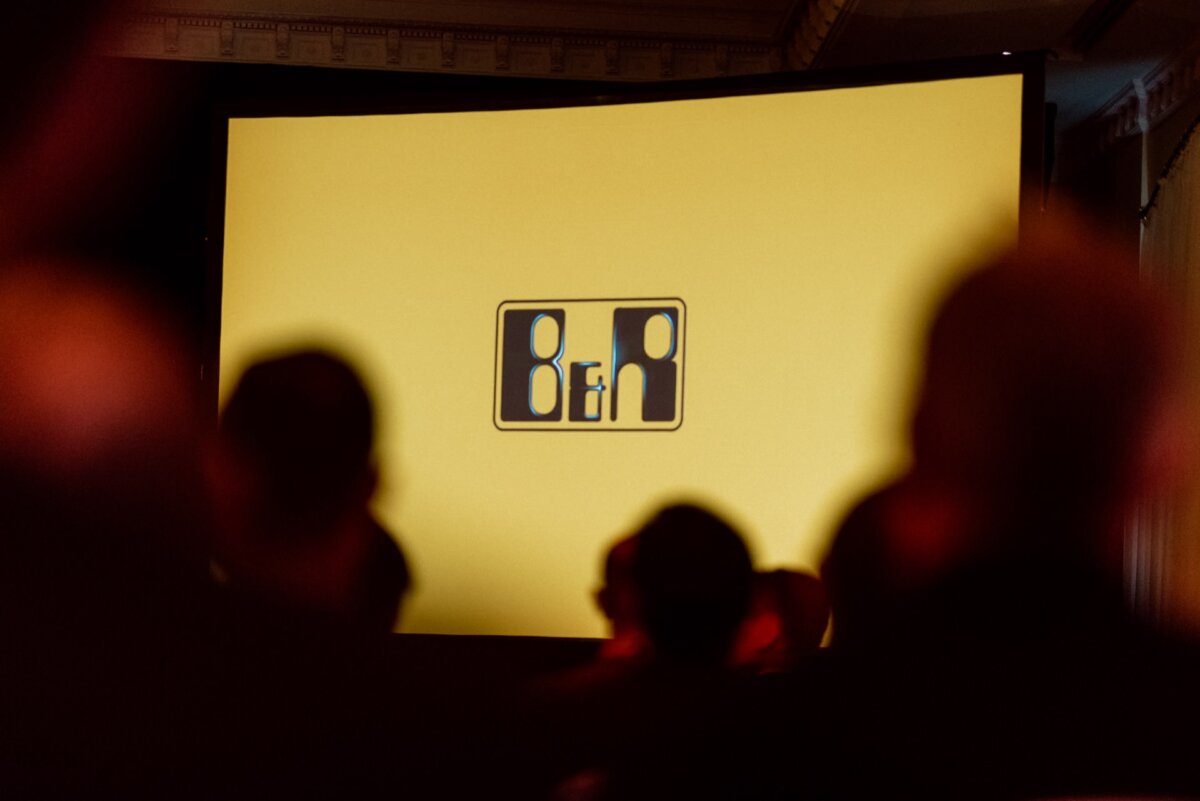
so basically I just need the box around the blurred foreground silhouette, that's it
[803,212,1200,800]
[0,260,214,797]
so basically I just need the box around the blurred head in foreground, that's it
[0,259,206,618]
[210,348,407,630]
[631,504,754,666]
[909,213,1186,572]
[824,212,1189,649]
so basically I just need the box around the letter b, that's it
[499,309,564,421]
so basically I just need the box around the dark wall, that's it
[1053,130,1144,260]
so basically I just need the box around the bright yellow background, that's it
[222,74,1023,637]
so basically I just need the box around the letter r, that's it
[610,307,678,422]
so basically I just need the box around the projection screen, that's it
[219,67,1027,637]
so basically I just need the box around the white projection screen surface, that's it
[220,71,1025,638]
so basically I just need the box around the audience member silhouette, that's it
[632,504,755,666]
[208,349,410,633]
[522,503,760,801]
[804,213,1200,801]
[203,349,438,799]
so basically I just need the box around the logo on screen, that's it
[494,298,685,431]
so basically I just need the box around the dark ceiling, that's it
[818,0,1200,130]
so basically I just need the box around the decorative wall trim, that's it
[98,10,784,81]
[785,0,848,70]
[1058,37,1200,178]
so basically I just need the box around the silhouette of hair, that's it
[220,349,373,541]
[631,504,753,665]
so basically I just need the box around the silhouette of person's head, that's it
[824,215,1187,650]
[219,350,374,534]
[909,217,1183,569]
[630,504,753,666]
[210,349,404,626]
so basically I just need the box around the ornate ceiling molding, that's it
[98,1,856,79]
[98,9,787,80]
[785,0,848,70]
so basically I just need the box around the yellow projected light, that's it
[222,73,1023,637]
